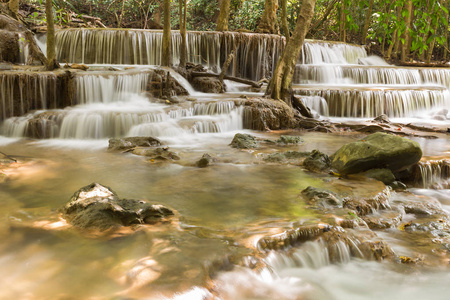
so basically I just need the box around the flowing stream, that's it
[0,30,449,299]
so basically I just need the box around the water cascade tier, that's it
[294,85,450,118]
[0,71,71,121]
[54,29,367,81]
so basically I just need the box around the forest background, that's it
[4,0,450,63]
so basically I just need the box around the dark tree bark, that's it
[265,0,316,103]
[216,0,231,31]
[256,0,279,34]
[45,0,59,70]
[162,0,171,67]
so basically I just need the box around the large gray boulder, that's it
[331,133,422,175]
[61,183,174,230]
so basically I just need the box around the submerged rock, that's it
[230,133,259,149]
[61,183,174,230]
[331,132,422,175]
[263,151,310,163]
[301,186,342,208]
[276,135,304,145]
[108,137,162,151]
[132,147,181,161]
[303,150,331,173]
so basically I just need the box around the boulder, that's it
[108,137,161,151]
[191,77,224,93]
[302,150,331,173]
[230,133,259,149]
[331,133,422,175]
[61,183,174,230]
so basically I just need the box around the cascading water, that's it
[416,160,450,189]
[0,72,58,121]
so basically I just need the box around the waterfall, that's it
[416,160,450,189]
[0,72,58,121]
[75,71,152,104]
[295,87,450,118]
[1,101,245,140]
[55,29,284,81]
[300,41,367,64]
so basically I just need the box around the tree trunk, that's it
[401,0,412,62]
[265,0,316,103]
[216,0,231,31]
[445,0,449,60]
[45,0,58,70]
[425,0,444,63]
[387,5,402,59]
[162,0,171,67]
[420,0,432,61]
[280,0,289,41]
[179,0,187,68]
[339,0,346,42]
[361,0,374,44]
[256,0,279,34]
[118,0,126,28]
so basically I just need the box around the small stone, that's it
[108,137,162,151]
[197,153,215,168]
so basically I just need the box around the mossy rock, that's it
[303,150,331,173]
[230,133,259,149]
[331,133,422,175]
[108,137,162,151]
[60,183,174,230]
[276,135,304,145]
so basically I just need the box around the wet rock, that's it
[292,96,314,118]
[373,114,390,124]
[191,77,224,93]
[108,137,162,151]
[362,210,404,230]
[389,181,407,191]
[303,150,331,173]
[362,168,396,184]
[60,183,174,230]
[132,147,180,161]
[257,224,330,251]
[343,187,391,216]
[359,240,396,261]
[301,186,342,208]
[197,153,215,168]
[263,151,310,163]
[401,201,445,216]
[276,135,304,145]
[331,132,422,175]
[239,97,297,131]
[230,133,259,149]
